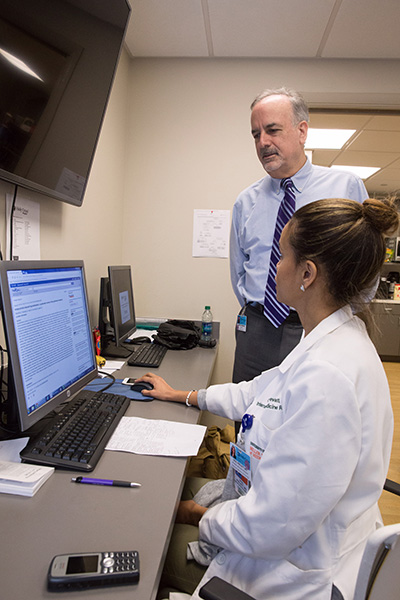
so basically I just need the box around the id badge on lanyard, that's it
[236,303,247,333]
[230,442,251,496]
[230,413,254,496]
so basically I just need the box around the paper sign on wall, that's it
[192,209,230,258]
[6,194,40,260]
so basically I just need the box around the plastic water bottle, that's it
[201,306,213,341]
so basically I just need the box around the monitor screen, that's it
[0,0,131,206]
[0,260,97,433]
[98,265,136,358]
[108,265,136,345]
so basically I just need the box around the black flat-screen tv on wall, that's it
[0,0,130,206]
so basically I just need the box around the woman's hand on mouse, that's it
[134,373,198,406]
[134,373,174,399]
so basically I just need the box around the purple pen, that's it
[72,477,141,488]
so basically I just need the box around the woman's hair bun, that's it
[362,197,399,236]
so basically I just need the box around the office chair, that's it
[353,522,400,600]
[384,478,400,495]
[199,478,400,600]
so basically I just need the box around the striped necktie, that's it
[263,178,296,327]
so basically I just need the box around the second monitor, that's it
[98,265,136,358]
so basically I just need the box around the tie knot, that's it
[281,177,294,191]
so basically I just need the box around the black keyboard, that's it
[127,343,167,368]
[20,390,130,471]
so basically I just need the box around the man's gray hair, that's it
[251,87,309,125]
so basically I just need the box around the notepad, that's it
[0,460,54,497]
[105,417,206,457]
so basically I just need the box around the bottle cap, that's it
[205,305,210,309]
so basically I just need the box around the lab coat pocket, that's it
[248,414,276,448]
[247,418,272,474]
[283,556,331,585]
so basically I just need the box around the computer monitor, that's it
[98,265,136,358]
[0,260,97,435]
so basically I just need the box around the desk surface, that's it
[0,328,218,600]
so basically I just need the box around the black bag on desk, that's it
[153,320,200,350]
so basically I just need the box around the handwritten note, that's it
[105,416,206,457]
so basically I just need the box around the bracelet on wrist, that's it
[185,390,196,407]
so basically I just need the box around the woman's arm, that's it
[176,500,208,526]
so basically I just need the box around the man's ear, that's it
[298,120,308,146]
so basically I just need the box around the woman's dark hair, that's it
[288,197,399,311]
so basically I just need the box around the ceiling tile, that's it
[331,150,400,168]
[126,0,208,57]
[322,0,400,58]
[312,149,342,166]
[309,113,372,129]
[347,130,400,153]
[207,0,336,57]
[366,115,400,131]
[365,168,400,194]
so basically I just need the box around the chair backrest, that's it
[353,523,400,600]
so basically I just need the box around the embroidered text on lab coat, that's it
[256,398,282,411]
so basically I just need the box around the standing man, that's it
[231,88,369,385]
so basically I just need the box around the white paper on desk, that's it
[0,461,53,483]
[101,359,126,374]
[105,417,206,457]
[0,438,29,462]
[127,330,158,341]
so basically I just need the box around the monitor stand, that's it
[100,337,132,359]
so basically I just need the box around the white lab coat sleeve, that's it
[199,360,362,560]
[203,377,261,423]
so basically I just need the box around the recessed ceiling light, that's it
[305,128,356,149]
[330,165,381,179]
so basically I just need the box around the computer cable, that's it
[0,345,20,437]
[9,184,18,261]
[0,344,7,404]
[97,371,116,392]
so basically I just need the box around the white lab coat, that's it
[193,306,393,600]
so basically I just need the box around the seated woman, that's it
[138,197,399,600]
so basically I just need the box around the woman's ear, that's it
[302,260,318,290]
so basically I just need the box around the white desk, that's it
[0,327,218,600]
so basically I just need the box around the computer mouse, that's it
[130,381,154,394]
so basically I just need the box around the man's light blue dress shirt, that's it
[230,159,369,306]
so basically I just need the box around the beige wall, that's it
[1,54,400,383]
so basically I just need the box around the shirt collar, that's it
[288,158,312,194]
[269,158,312,196]
[278,305,354,373]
